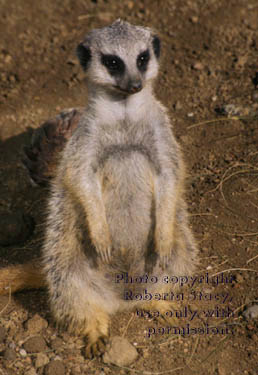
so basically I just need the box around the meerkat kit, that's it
[0,20,198,358]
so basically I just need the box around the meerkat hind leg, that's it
[83,308,110,358]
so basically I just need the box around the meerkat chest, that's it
[94,119,159,174]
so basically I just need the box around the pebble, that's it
[23,336,48,353]
[44,360,66,375]
[2,348,16,361]
[19,348,27,357]
[236,274,244,283]
[9,342,16,350]
[24,369,37,375]
[4,54,12,64]
[70,365,81,375]
[127,1,134,9]
[35,352,49,368]
[221,104,241,116]
[25,314,48,334]
[174,100,183,110]
[0,326,7,343]
[192,62,204,70]
[243,304,258,319]
[103,336,138,367]
[190,16,198,23]
[50,337,64,350]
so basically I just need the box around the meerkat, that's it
[0,20,198,358]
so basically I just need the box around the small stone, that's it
[187,112,194,117]
[50,337,64,350]
[174,101,182,110]
[192,62,204,70]
[23,336,48,353]
[4,54,12,64]
[190,16,198,23]
[19,348,27,357]
[243,304,258,319]
[70,365,81,375]
[217,363,227,375]
[5,369,16,375]
[24,369,37,375]
[9,342,16,350]
[127,1,134,9]
[44,360,66,375]
[103,336,138,367]
[25,314,48,334]
[236,274,244,283]
[2,348,16,361]
[0,326,7,342]
[221,104,241,116]
[35,352,49,368]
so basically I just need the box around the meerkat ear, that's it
[152,35,161,59]
[76,43,92,71]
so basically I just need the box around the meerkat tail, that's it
[0,261,45,295]
[23,107,83,186]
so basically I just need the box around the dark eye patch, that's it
[101,54,125,76]
[137,49,150,72]
[152,35,161,59]
[76,44,92,71]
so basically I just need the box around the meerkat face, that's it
[76,20,161,96]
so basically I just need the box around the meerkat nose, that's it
[128,80,142,94]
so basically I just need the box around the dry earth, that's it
[0,0,257,374]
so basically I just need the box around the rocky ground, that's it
[0,0,257,374]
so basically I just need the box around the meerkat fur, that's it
[0,20,198,358]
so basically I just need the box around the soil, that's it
[0,0,257,374]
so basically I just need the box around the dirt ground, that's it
[0,0,257,374]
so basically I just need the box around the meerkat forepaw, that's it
[84,335,109,359]
[156,235,175,269]
[95,243,112,263]
[91,228,112,263]
[159,254,172,270]
[155,229,175,270]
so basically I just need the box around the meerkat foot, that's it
[81,309,110,358]
[84,335,109,359]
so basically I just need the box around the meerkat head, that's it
[76,19,161,96]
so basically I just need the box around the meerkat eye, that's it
[101,54,125,75]
[137,50,150,72]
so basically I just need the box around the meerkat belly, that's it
[101,151,154,254]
